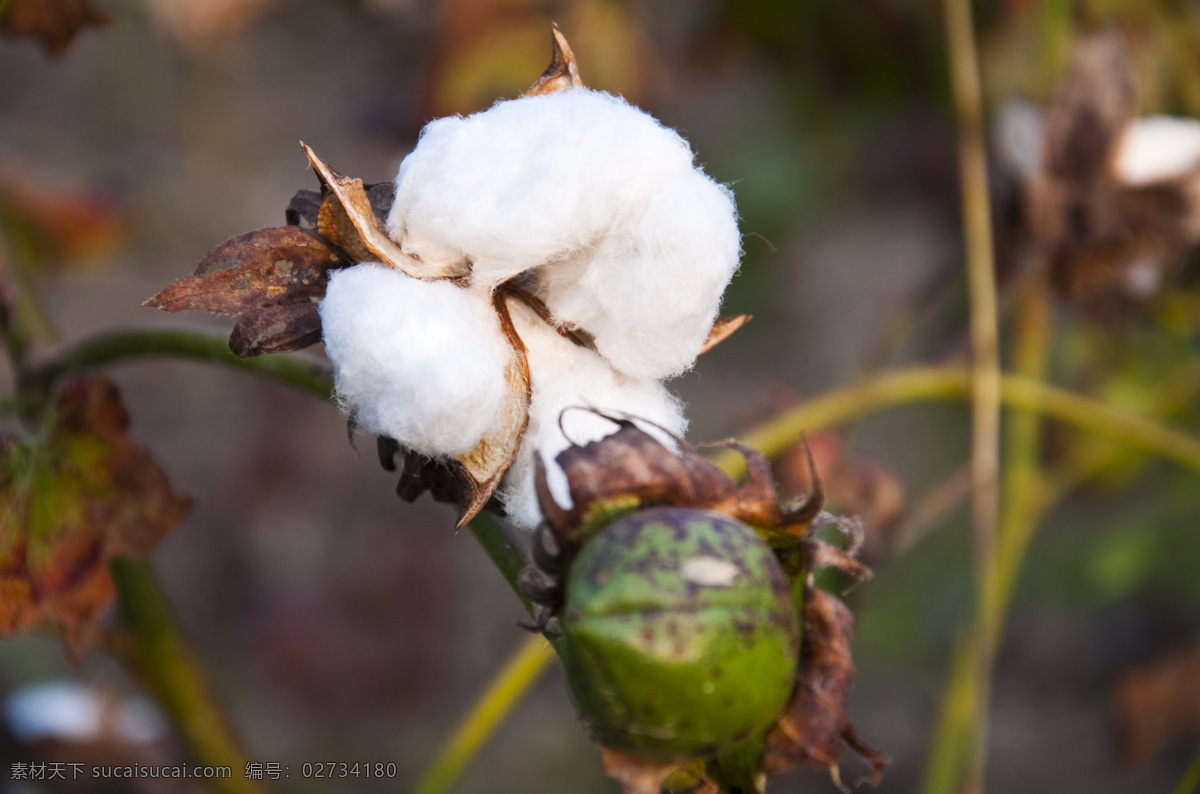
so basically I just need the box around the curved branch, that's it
[21,328,333,404]
[710,366,1200,477]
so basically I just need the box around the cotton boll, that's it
[319,264,513,457]
[388,89,697,290]
[499,299,687,530]
[534,168,741,380]
[1114,116,1200,185]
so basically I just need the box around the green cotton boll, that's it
[558,506,799,761]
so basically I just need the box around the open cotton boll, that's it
[499,299,687,530]
[388,89,697,291]
[319,264,513,457]
[1114,116,1200,185]
[534,168,741,380]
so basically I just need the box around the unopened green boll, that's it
[557,506,799,761]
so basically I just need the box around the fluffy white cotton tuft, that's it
[1114,115,1200,185]
[499,299,687,530]
[533,167,741,379]
[389,89,699,291]
[993,97,1044,178]
[319,264,513,457]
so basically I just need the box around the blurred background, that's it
[1,0,1199,791]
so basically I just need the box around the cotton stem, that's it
[110,558,267,794]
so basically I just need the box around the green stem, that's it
[21,328,333,405]
[709,366,1200,479]
[413,635,556,794]
[1172,754,1200,794]
[925,287,1053,794]
[110,558,267,794]
[466,512,535,617]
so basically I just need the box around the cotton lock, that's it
[319,264,514,457]
[388,88,742,380]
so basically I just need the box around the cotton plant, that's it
[993,29,1200,302]
[144,26,884,794]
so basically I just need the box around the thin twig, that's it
[941,0,1002,788]
[414,635,556,794]
[709,366,1200,480]
[21,328,333,407]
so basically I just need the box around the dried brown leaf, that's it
[0,376,189,659]
[523,23,583,96]
[699,315,752,355]
[145,226,346,356]
[301,143,468,280]
[0,162,127,266]
[1113,642,1200,769]
[0,0,110,57]
[762,588,887,789]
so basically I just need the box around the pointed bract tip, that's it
[524,23,584,96]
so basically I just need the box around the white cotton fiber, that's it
[1114,115,1200,185]
[533,167,741,379]
[389,89,707,290]
[499,299,687,530]
[993,97,1044,178]
[319,264,513,457]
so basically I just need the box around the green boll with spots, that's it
[558,506,800,761]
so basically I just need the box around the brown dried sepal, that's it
[0,0,110,58]
[699,315,752,355]
[534,415,827,552]
[0,376,189,659]
[145,226,347,356]
[762,588,887,791]
[301,143,469,280]
[524,23,584,97]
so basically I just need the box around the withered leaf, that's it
[301,143,468,280]
[0,376,189,659]
[145,225,347,357]
[762,588,887,790]
[1113,642,1200,769]
[0,0,110,58]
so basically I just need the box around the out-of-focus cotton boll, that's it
[388,89,698,291]
[319,264,513,457]
[1114,116,1200,185]
[535,168,741,380]
[499,300,687,530]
